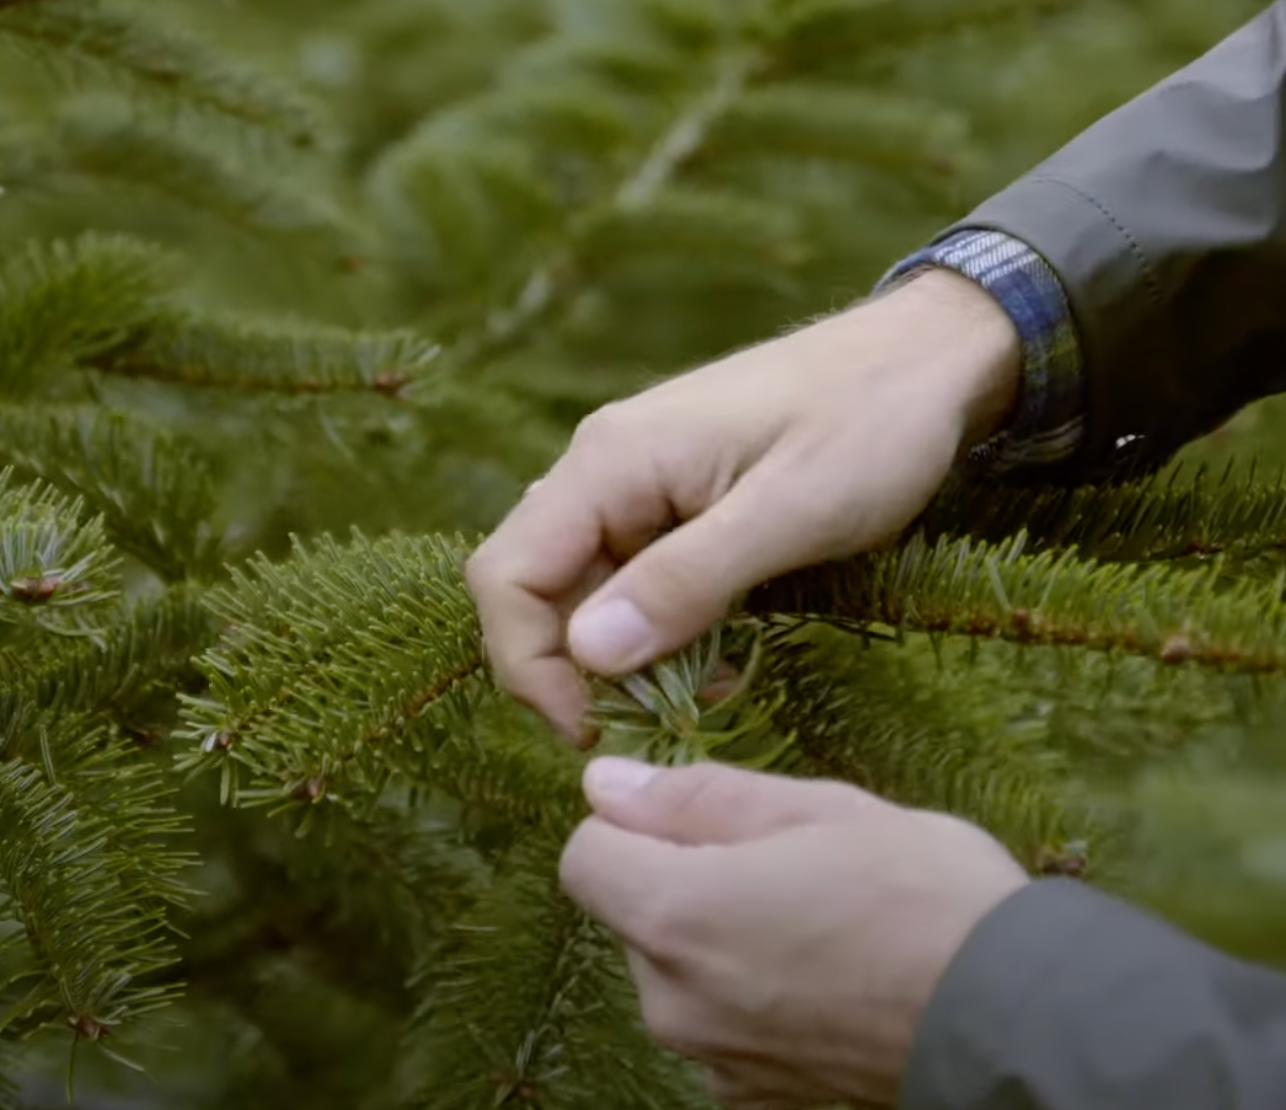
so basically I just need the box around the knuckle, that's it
[463,541,498,593]
[632,885,697,956]
[570,402,631,453]
[639,990,699,1056]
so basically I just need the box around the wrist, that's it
[892,267,1022,451]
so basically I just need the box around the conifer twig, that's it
[86,314,441,401]
[750,531,1286,676]
[452,44,765,371]
[0,405,223,582]
[924,462,1286,565]
[760,623,1090,861]
[406,839,705,1110]
[0,0,326,147]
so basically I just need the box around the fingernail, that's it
[585,757,659,799]
[569,598,656,672]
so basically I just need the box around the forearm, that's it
[900,879,1286,1110]
[877,230,1085,476]
[946,2,1286,479]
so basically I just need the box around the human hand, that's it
[466,269,1020,744]
[559,758,1030,1109]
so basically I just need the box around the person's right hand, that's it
[466,268,1021,745]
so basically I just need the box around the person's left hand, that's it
[559,757,1030,1109]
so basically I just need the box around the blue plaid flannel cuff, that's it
[876,228,1086,473]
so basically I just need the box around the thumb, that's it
[567,464,822,675]
[581,757,877,847]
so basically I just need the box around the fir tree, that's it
[0,0,1279,1106]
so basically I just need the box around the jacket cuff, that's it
[898,878,1286,1110]
[877,229,1087,473]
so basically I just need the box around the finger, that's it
[560,816,701,957]
[622,948,707,1059]
[567,454,842,676]
[467,445,673,742]
[582,758,878,846]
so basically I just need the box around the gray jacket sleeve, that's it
[899,879,1286,1110]
[952,1,1286,481]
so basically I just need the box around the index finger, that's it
[465,443,671,744]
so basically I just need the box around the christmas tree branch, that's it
[405,837,705,1110]
[374,31,765,373]
[0,0,325,148]
[3,584,215,724]
[0,470,119,638]
[924,463,1286,565]
[775,0,1095,71]
[0,234,171,401]
[0,110,361,254]
[177,532,487,812]
[420,706,589,839]
[485,40,759,360]
[0,405,223,582]
[0,714,189,1056]
[705,82,969,173]
[750,531,1286,676]
[87,311,441,400]
[760,622,1092,864]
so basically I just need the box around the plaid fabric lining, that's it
[877,228,1086,472]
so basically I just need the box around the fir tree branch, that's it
[0,469,120,638]
[406,837,706,1110]
[775,0,1090,69]
[0,0,326,148]
[0,109,361,254]
[87,311,442,400]
[760,622,1091,862]
[577,186,805,273]
[0,1043,18,1110]
[0,585,215,723]
[705,82,969,172]
[925,463,1286,565]
[588,620,797,770]
[176,531,487,812]
[750,530,1286,676]
[0,405,223,582]
[420,706,589,839]
[443,43,765,372]
[0,718,188,1050]
[0,234,172,401]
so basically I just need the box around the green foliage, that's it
[405,837,706,1110]
[94,311,444,399]
[0,406,222,581]
[177,531,487,818]
[0,0,325,147]
[0,470,120,638]
[0,0,1278,1105]
[0,708,190,1060]
[0,235,171,400]
[0,102,356,251]
[589,620,795,768]
[4,585,214,721]
[759,621,1085,859]
[752,529,1286,674]
[923,462,1286,563]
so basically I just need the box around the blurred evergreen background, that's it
[0,2,1281,1108]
